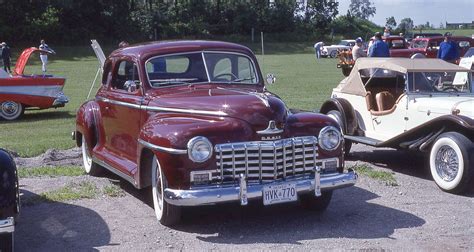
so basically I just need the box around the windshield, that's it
[146,52,258,87]
[408,71,473,94]
[411,40,428,49]
[338,41,349,46]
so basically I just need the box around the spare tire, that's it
[0,149,19,219]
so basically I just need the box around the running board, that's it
[92,157,138,187]
[345,135,382,146]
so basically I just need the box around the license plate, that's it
[262,183,297,205]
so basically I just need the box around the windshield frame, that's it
[144,50,260,89]
[406,70,474,95]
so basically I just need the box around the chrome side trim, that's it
[142,105,228,116]
[0,217,14,234]
[138,139,187,154]
[92,157,136,186]
[0,85,64,98]
[164,169,357,206]
[97,96,228,116]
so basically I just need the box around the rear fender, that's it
[75,101,101,151]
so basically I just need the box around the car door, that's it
[99,59,144,166]
[367,74,408,141]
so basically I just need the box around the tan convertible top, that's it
[335,58,473,96]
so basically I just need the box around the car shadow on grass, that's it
[168,186,425,245]
[347,147,430,180]
[15,189,111,251]
[347,146,474,195]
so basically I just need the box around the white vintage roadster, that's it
[320,58,474,194]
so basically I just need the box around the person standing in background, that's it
[314,41,324,59]
[1,42,12,73]
[39,39,56,73]
[352,37,366,61]
[437,32,459,64]
[368,32,390,57]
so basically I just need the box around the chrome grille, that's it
[214,136,320,183]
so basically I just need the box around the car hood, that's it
[146,86,288,130]
[415,96,474,118]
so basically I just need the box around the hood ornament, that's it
[257,120,284,135]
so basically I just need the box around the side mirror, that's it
[266,73,276,85]
[124,80,139,92]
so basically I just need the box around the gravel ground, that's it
[14,144,474,251]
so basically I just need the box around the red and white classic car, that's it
[74,41,357,225]
[0,47,68,120]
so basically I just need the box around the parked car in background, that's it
[74,40,357,225]
[390,36,473,58]
[321,40,356,58]
[463,47,474,58]
[0,149,20,252]
[0,47,68,120]
[320,58,474,194]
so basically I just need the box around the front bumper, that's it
[0,217,14,234]
[164,169,357,206]
[52,92,69,107]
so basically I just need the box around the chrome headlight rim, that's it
[187,136,213,163]
[318,126,342,151]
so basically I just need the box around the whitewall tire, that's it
[81,135,101,176]
[429,132,473,194]
[0,101,24,121]
[151,155,181,225]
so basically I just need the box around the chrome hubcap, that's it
[435,145,459,182]
[1,101,19,116]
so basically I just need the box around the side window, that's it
[112,60,139,90]
[102,61,112,85]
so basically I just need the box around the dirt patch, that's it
[13,148,82,168]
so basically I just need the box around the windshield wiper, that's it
[150,78,198,87]
[230,77,255,83]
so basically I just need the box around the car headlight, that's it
[187,136,213,163]
[318,126,342,151]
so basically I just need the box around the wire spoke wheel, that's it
[429,132,473,194]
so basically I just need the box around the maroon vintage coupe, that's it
[74,40,357,225]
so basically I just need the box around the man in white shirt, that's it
[314,41,324,59]
[39,39,56,73]
[352,37,366,61]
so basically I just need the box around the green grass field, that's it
[0,43,342,157]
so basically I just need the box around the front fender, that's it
[138,114,254,189]
[382,115,474,150]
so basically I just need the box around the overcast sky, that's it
[337,0,474,27]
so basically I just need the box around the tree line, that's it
[0,0,383,46]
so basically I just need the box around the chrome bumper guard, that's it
[164,169,357,206]
[0,217,15,234]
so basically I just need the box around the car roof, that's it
[109,40,255,61]
[335,58,472,97]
